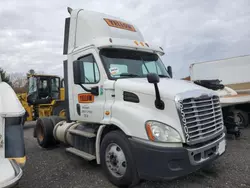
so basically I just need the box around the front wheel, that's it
[100,130,139,187]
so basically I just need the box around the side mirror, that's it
[73,60,83,84]
[147,73,159,84]
[146,73,164,110]
[167,66,172,78]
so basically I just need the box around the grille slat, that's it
[179,95,224,144]
[183,103,220,110]
[182,98,219,105]
[185,113,221,124]
[190,126,223,139]
[187,118,223,129]
[183,107,221,115]
[188,121,223,134]
[185,110,221,120]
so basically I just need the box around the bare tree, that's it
[9,72,28,93]
[10,72,27,88]
[0,67,12,86]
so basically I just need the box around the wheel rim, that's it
[235,113,244,125]
[59,109,66,118]
[105,143,127,178]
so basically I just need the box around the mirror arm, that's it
[79,84,91,92]
[153,83,165,110]
[78,84,99,96]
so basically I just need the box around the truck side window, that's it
[78,54,100,84]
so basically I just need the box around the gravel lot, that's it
[18,122,250,188]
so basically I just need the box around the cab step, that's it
[66,147,96,161]
[68,129,96,138]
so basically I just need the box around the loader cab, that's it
[27,74,61,105]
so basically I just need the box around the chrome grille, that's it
[178,95,224,145]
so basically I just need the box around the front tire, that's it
[100,130,139,187]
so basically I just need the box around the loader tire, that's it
[35,117,56,148]
[52,101,67,118]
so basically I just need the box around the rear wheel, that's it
[100,130,139,187]
[35,117,56,148]
[233,109,249,128]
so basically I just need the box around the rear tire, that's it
[35,117,56,148]
[49,116,64,144]
[49,116,65,127]
[100,130,139,187]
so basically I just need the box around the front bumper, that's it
[0,160,23,188]
[129,133,226,181]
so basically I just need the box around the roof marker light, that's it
[109,38,113,43]
[134,41,139,45]
[145,43,149,47]
[140,42,144,46]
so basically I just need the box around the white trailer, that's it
[0,75,26,187]
[34,7,226,187]
[190,55,250,128]
[190,55,250,94]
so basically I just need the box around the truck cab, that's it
[0,75,26,187]
[34,7,226,187]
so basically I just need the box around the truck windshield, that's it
[100,48,170,79]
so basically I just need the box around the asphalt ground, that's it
[18,122,250,188]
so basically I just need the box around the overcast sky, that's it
[0,0,250,78]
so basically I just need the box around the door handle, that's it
[76,103,81,116]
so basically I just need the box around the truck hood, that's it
[115,78,211,100]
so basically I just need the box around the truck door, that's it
[71,48,106,123]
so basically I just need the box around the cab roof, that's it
[65,8,165,56]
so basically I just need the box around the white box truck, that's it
[33,7,227,187]
[190,55,250,128]
[0,75,26,187]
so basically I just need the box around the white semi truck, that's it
[190,56,250,128]
[0,75,26,187]
[34,7,226,187]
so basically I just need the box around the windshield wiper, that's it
[158,74,169,78]
[119,73,139,77]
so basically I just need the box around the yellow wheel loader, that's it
[17,74,66,123]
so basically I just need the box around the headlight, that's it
[145,121,182,142]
